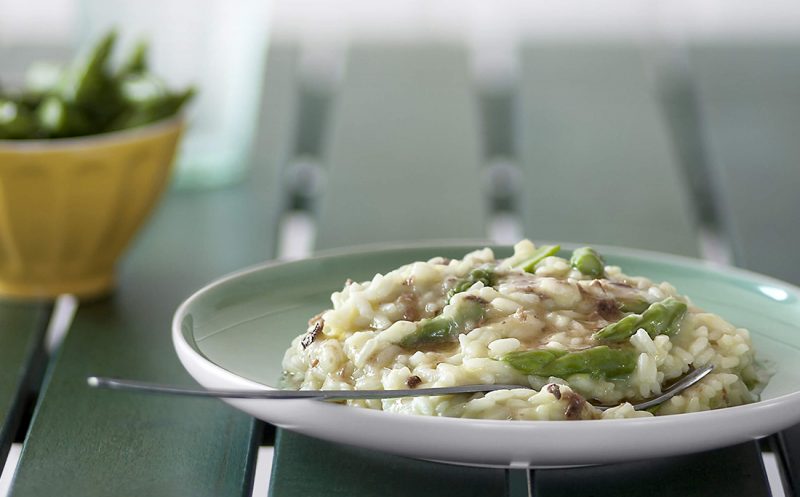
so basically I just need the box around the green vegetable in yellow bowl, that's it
[0,30,194,140]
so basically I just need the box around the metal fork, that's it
[87,364,713,410]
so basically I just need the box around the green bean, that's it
[593,297,687,343]
[514,245,560,273]
[399,298,485,348]
[570,247,605,278]
[36,96,89,137]
[118,40,148,76]
[0,100,36,139]
[503,346,636,378]
[448,267,495,300]
[0,30,193,139]
[109,87,194,130]
[68,31,118,107]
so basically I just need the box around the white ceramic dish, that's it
[173,243,800,467]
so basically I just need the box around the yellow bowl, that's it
[0,118,184,300]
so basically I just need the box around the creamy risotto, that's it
[282,241,768,420]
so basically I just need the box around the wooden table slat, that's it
[314,43,487,251]
[775,426,800,497]
[517,43,699,257]
[270,430,506,497]
[533,442,771,497]
[690,42,800,284]
[8,43,300,497]
[0,303,51,467]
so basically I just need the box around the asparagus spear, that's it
[637,297,688,338]
[503,346,636,378]
[593,297,687,343]
[398,298,485,348]
[448,267,495,300]
[570,247,605,278]
[618,299,650,314]
[501,348,567,372]
[592,314,640,342]
[514,245,560,273]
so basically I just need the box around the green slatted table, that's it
[690,41,800,497]
[1,39,798,497]
[517,43,699,257]
[533,442,770,497]
[3,43,299,496]
[10,188,271,497]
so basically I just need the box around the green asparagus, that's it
[448,267,495,300]
[570,247,605,278]
[618,298,650,314]
[514,245,560,273]
[638,297,687,338]
[593,297,687,343]
[399,298,485,348]
[501,348,568,373]
[503,346,636,378]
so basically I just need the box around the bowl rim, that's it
[0,115,184,151]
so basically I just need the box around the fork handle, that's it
[87,376,526,400]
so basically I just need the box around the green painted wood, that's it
[0,303,50,466]
[9,43,299,497]
[533,442,770,497]
[774,425,800,497]
[656,58,719,227]
[690,42,800,285]
[314,43,487,251]
[270,430,505,497]
[517,43,699,256]
[253,42,301,198]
